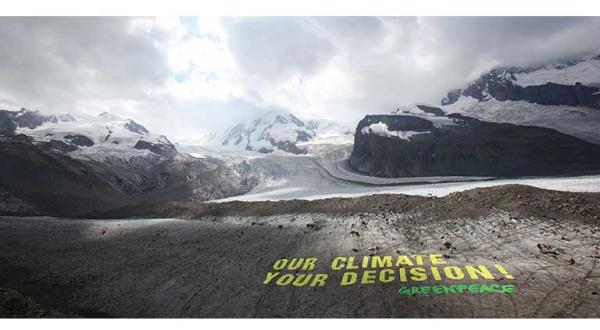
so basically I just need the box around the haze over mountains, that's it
[441,54,600,143]
[350,54,600,177]
[2,52,600,214]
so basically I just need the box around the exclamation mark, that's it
[494,264,514,279]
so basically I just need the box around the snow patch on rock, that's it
[361,121,430,140]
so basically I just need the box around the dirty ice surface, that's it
[215,174,600,202]
[178,143,600,203]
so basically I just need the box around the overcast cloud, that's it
[1,16,600,143]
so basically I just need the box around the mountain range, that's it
[3,53,600,215]
[1,108,178,158]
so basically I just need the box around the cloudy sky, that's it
[1,16,600,143]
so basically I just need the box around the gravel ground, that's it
[0,185,599,318]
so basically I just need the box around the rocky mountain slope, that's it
[349,111,600,178]
[0,108,256,216]
[0,134,130,216]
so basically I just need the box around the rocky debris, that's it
[92,184,600,224]
[537,243,560,256]
[0,288,68,317]
[0,188,38,215]
[1,190,599,317]
[349,114,600,177]
[306,223,322,231]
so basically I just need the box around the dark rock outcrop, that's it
[349,114,600,178]
[64,134,94,147]
[271,140,307,155]
[133,139,177,157]
[124,119,149,134]
[415,104,446,116]
[442,89,462,106]
[522,82,600,108]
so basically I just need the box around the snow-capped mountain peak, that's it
[442,54,600,108]
[97,111,124,121]
[439,53,600,144]
[1,108,177,160]
[512,54,600,87]
[220,110,356,154]
[222,110,315,154]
